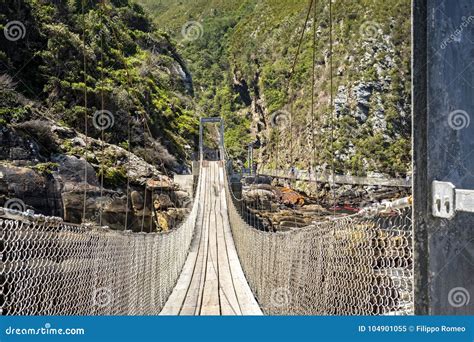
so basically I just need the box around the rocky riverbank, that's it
[241,176,410,232]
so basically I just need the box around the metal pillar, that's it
[199,117,224,161]
[247,144,253,175]
[220,119,225,160]
[199,122,203,161]
[413,0,474,314]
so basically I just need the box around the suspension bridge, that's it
[0,117,414,316]
[0,0,418,317]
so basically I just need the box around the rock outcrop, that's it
[0,123,191,232]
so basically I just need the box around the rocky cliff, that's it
[140,0,411,178]
[0,1,197,230]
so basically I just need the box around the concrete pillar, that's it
[413,0,474,314]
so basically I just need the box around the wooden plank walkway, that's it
[160,161,262,315]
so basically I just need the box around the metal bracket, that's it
[432,181,474,219]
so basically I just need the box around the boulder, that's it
[153,193,174,210]
[146,177,174,190]
[0,164,62,216]
[131,190,144,211]
[155,211,170,231]
[276,187,305,206]
[53,154,99,188]
[244,189,275,201]
[171,190,191,208]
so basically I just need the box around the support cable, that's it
[99,1,105,227]
[81,0,88,223]
[279,0,314,174]
[311,0,319,199]
[328,0,336,216]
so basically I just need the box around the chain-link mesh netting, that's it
[225,175,413,316]
[0,171,201,316]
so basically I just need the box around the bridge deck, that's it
[160,161,262,315]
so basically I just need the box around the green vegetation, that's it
[138,0,411,176]
[0,0,198,172]
[98,165,128,188]
[1,0,412,177]
[32,162,59,175]
[138,0,255,159]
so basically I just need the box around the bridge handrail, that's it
[224,167,414,315]
[0,164,202,315]
[260,168,411,187]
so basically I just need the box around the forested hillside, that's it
[0,0,412,227]
[139,0,411,177]
[0,0,197,230]
[1,0,197,167]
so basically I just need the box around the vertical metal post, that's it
[220,119,225,160]
[247,144,253,176]
[413,0,474,314]
[199,120,203,161]
[250,144,253,175]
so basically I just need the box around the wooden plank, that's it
[219,166,263,316]
[215,167,242,315]
[159,167,208,315]
[160,161,262,316]
[200,163,220,315]
[181,165,211,315]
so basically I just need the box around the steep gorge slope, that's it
[139,0,411,177]
[0,0,197,230]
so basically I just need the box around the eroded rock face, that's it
[0,127,42,163]
[53,154,99,189]
[0,165,62,216]
[240,176,410,232]
[0,124,192,232]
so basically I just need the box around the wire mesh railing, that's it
[0,166,201,316]
[224,169,414,315]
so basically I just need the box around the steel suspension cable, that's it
[328,0,336,215]
[311,0,319,198]
[106,12,165,231]
[276,0,314,174]
[99,1,105,226]
[81,0,88,223]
